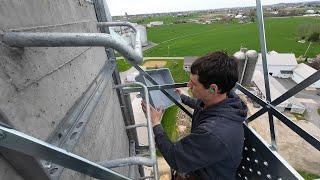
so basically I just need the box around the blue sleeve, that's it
[153,124,229,173]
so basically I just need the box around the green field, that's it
[144,17,320,57]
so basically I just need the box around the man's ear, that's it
[209,84,219,94]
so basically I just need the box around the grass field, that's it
[298,170,320,180]
[144,17,320,57]
[116,59,132,72]
[161,105,179,141]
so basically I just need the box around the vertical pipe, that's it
[256,0,277,150]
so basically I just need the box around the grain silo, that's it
[233,48,247,84]
[242,50,258,86]
[136,25,148,47]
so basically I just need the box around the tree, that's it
[308,32,320,42]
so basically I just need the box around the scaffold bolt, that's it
[0,130,6,140]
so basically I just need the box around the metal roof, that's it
[293,63,317,79]
[256,53,297,66]
[252,70,305,109]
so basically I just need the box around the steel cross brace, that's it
[236,83,320,151]
[248,70,320,122]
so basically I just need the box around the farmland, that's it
[144,17,320,57]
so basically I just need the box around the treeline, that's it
[298,24,320,42]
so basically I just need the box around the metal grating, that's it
[237,125,303,180]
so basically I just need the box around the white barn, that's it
[292,63,320,89]
[253,70,305,114]
[256,52,297,78]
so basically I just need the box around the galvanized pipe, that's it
[128,140,136,179]
[101,156,155,168]
[2,32,143,64]
[126,123,147,130]
[97,22,142,58]
[97,22,137,33]
[107,82,158,179]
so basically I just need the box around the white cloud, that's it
[106,0,313,16]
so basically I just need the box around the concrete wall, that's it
[0,0,130,179]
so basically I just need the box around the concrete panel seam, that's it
[6,20,97,32]
[16,47,92,92]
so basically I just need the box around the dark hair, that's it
[190,51,238,93]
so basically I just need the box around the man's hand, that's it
[141,100,164,127]
[174,88,182,95]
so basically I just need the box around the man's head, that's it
[188,51,238,104]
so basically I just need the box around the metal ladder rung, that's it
[139,176,155,180]
[126,123,148,130]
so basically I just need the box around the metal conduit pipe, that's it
[97,22,142,58]
[101,156,155,168]
[110,82,158,179]
[1,32,143,64]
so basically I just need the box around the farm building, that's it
[183,56,198,72]
[292,63,320,89]
[253,70,305,114]
[255,52,297,78]
[147,21,164,27]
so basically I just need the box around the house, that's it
[147,21,163,27]
[292,63,320,89]
[305,9,316,14]
[255,52,297,78]
[183,56,197,72]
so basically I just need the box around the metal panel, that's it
[134,65,192,117]
[135,68,181,109]
[237,124,303,180]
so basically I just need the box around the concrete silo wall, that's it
[0,0,129,179]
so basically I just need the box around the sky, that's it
[106,0,314,16]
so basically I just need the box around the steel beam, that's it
[236,83,320,151]
[0,126,130,180]
[255,0,277,149]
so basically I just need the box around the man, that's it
[141,51,248,180]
